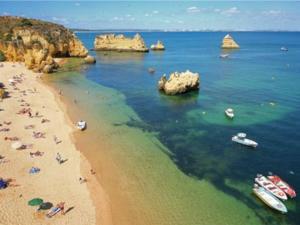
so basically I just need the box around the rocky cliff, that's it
[221,34,239,49]
[94,33,149,52]
[151,40,165,51]
[158,70,200,95]
[0,16,88,73]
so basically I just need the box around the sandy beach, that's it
[0,62,111,225]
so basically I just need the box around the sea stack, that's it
[0,16,88,73]
[151,40,165,51]
[158,70,200,95]
[84,55,96,64]
[94,33,149,52]
[221,34,240,49]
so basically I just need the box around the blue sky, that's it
[0,1,299,31]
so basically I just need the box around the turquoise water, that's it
[60,32,300,224]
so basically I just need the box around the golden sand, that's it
[0,62,112,225]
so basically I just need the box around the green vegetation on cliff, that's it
[0,50,5,61]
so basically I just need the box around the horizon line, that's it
[72,28,300,32]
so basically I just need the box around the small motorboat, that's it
[76,120,86,131]
[255,174,287,200]
[280,47,288,51]
[232,133,258,148]
[225,108,234,119]
[253,184,287,214]
[268,174,296,198]
[219,54,229,59]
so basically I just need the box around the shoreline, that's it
[43,71,113,225]
[0,62,112,225]
[43,59,264,225]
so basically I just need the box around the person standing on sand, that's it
[56,152,62,164]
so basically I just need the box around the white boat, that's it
[219,54,229,59]
[280,47,288,51]
[225,108,234,119]
[253,184,287,213]
[255,174,287,200]
[232,133,258,148]
[76,120,86,131]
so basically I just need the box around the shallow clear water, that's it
[49,32,300,225]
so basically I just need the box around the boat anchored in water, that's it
[76,120,87,131]
[268,173,296,198]
[280,47,288,51]
[232,133,258,148]
[255,174,287,200]
[225,108,234,119]
[253,184,287,214]
[219,54,229,59]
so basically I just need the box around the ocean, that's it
[45,32,300,225]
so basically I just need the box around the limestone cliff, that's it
[94,33,149,52]
[221,34,240,49]
[158,70,200,95]
[151,40,165,51]
[0,16,88,73]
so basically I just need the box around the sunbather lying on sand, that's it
[3,121,11,125]
[4,136,19,141]
[17,108,31,115]
[41,118,50,123]
[30,151,44,157]
[24,124,35,129]
[0,128,10,132]
[33,131,46,138]
[46,202,65,218]
[53,136,61,144]
[0,177,18,188]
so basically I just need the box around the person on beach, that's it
[46,202,65,217]
[79,177,87,184]
[56,152,62,164]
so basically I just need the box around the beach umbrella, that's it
[11,141,23,150]
[38,202,53,210]
[28,198,43,206]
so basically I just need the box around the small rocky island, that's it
[151,40,165,51]
[221,34,240,49]
[0,16,88,73]
[94,33,149,52]
[158,70,200,95]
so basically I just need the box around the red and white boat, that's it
[268,174,296,198]
[255,174,287,200]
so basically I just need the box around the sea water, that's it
[46,32,300,225]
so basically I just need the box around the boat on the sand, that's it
[76,120,86,131]
[232,133,258,148]
[253,184,287,213]
[255,174,287,200]
[268,173,296,198]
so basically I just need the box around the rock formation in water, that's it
[221,34,240,49]
[94,33,149,52]
[158,70,200,95]
[0,16,88,73]
[84,55,96,64]
[151,40,165,51]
